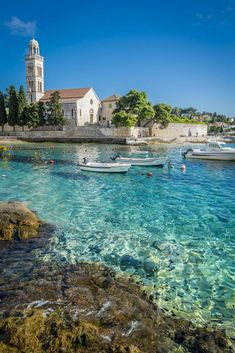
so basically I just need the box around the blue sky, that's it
[0,0,235,115]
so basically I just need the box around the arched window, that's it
[90,99,93,105]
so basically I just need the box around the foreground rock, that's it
[0,202,41,241]
[0,262,234,353]
[0,205,234,353]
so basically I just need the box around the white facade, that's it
[25,39,44,103]
[75,89,100,126]
[41,88,101,127]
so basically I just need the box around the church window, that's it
[71,109,74,117]
[28,64,33,76]
[37,81,42,93]
[29,81,33,91]
[109,103,112,109]
[90,99,93,105]
[37,66,42,77]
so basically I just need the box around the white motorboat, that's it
[114,156,167,166]
[183,142,235,161]
[79,161,131,173]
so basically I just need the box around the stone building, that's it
[25,39,44,103]
[24,38,120,127]
[40,88,100,126]
[100,94,120,126]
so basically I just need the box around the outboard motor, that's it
[182,148,193,158]
[110,154,121,161]
[83,157,88,164]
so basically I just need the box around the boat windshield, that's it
[207,142,227,150]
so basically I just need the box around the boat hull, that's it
[116,157,167,166]
[79,162,131,173]
[186,152,235,161]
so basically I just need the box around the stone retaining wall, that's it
[0,126,149,140]
[150,123,207,139]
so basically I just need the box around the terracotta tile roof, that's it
[101,94,120,102]
[40,88,91,101]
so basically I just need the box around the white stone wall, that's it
[150,123,207,139]
[61,102,77,126]
[2,126,149,139]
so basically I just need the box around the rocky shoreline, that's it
[0,202,234,353]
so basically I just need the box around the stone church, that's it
[25,39,119,127]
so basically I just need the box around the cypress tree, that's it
[37,101,46,126]
[17,85,28,131]
[0,91,7,132]
[8,85,18,131]
[25,104,40,128]
[46,91,65,126]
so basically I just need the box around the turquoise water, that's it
[0,143,235,333]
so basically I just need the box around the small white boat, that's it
[79,161,131,173]
[183,142,235,161]
[115,156,167,166]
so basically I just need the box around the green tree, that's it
[153,103,172,129]
[172,107,182,116]
[17,85,28,131]
[112,111,138,127]
[46,91,65,126]
[113,89,154,126]
[0,91,8,132]
[8,85,18,131]
[37,101,46,126]
[25,104,40,128]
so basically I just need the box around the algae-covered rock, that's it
[0,262,234,353]
[0,202,41,241]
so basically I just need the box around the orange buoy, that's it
[180,164,186,171]
[147,172,153,177]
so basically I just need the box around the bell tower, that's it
[25,39,44,103]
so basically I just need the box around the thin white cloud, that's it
[195,13,212,20]
[225,6,234,12]
[4,16,36,36]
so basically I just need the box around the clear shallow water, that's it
[0,143,235,333]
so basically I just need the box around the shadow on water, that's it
[2,155,76,166]
[52,171,90,181]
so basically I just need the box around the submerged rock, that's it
[0,202,41,241]
[0,262,234,353]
